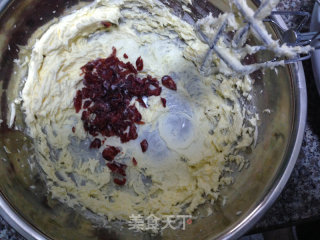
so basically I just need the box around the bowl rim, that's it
[217,13,307,240]
[0,0,50,238]
[0,1,307,240]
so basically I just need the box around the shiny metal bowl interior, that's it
[0,0,306,239]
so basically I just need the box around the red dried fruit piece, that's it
[126,62,138,74]
[140,139,148,153]
[136,98,147,108]
[107,162,127,176]
[123,53,128,59]
[161,75,177,91]
[114,178,126,186]
[120,124,138,143]
[74,90,82,113]
[106,162,117,172]
[132,157,137,166]
[81,111,90,121]
[111,46,117,57]
[83,100,92,109]
[90,138,101,149]
[161,98,166,108]
[102,21,112,28]
[102,146,120,161]
[136,57,143,71]
[72,127,76,133]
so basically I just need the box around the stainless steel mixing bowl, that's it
[0,0,307,239]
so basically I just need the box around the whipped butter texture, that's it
[20,0,257,221]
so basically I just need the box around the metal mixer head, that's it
[197,0,316,75]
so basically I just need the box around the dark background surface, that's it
[0,0,319,239]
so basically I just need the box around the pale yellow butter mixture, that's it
[20,0,257,221]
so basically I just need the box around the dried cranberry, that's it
[81,111,90,121]
[107,162,127,176]
[136,57,143,71]
[106,162,117,172]
[161,75,177,91]
[102,146,120,161]
[140,139,148,153]
[111,46,117,57]
[101,21,112,28]
[114,178,126,186]
[132,157,137,166]
[83,100,92,109]
[126,62,137,74]
[123,53,128,59]
[90,138,101,149]
[161,98,166,108]
[136,98,147,108]
[74,90,82,113]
